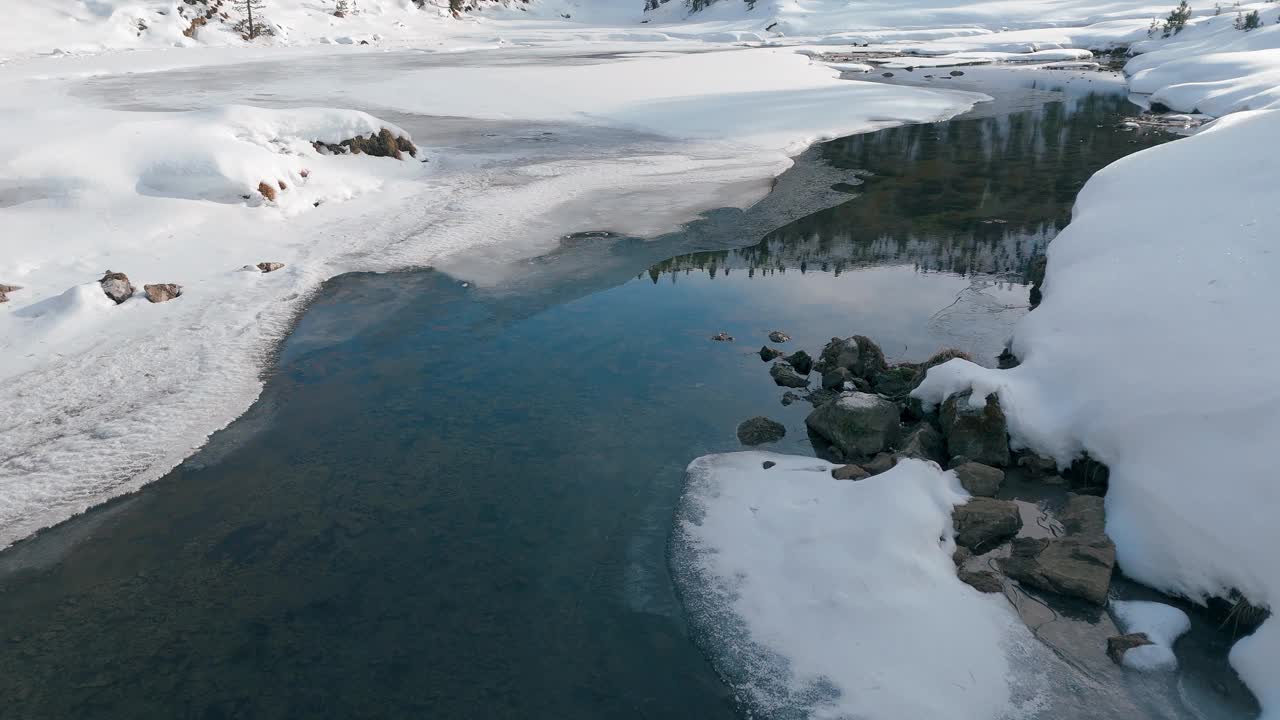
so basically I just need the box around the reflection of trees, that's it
[647,93,1169,282]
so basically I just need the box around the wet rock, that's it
[1059,493,1107,537]
[958,568,1004,594]
[814,335,887,379]
[1017,453,1058,477]
[872,365,919,398]
[143,283,183,303]
[711,331,734,342]
[804,388,840,407]
[780,391,802,406]
[760,346,784,361]
[821,367,852,390]
[770,362,809,388]
[99,271,134,304]
[851,377,872,393]
[863,452,897,476]
[1003,536,1117,605]
[952,546,973,565]
[940,391,1010,467]
[737,416,786,446]
[784,350,813,375]
[768,330,790,343]
[831,464,871,481]
[1107,633,1154,665]
[953,462,1005,497]
[952,498,1021,551]
[896,422,945,463]
[257,262,285,273]
[804,392,901,458]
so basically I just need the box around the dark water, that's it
[0,89,1232,719]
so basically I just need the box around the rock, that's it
[950,70,965,77]
[821,368,852,390]
[0,284,20,293]
[1002,536,1117,605]
[768,330,790,343]
[804,388,840,407]
[1059,493,1107,537]
[99,271,134,304]
[313,128,418,160]
[770,362,810,388]
[863,452,896,476]
[257,262,285,273]
[1017,453,1058,477]
[940,391,1010,467]
[780,391,802,406]
[952,498,1021,551]
[851,377,872,393]
[997,347,1020,369]
[1065,455,1110,494]
[958,568,1004,594]
[952,546,973,565]
[737,416,787,446]
[872,365,919,398]
[760,346,784,361]
[1107,633,1154,665]
[711,332,734,342]
[896,423,945,463]
[784,350,813,375]
[1027,255,1048,307]
[762,461,777,470]
[953,462,1005,497]
[143,283,183,303]
[804,392,901,457]
[831,464,870,481]
[814,335,887,379]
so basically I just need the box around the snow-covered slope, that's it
[913,106,1280,718]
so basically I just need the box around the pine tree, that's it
[335,0,349,17]
[233,0,273,40]
[1240,9,1262,30]
[1161,0,1191,37]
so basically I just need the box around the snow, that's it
[912,107,1280,715]
[671,453,1048,719]
[1111,600,1191,672]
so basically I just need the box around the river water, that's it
[0,72,1256,718]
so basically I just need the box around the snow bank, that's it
[671,453,1046,719]
[912,108,1280,715]
[1111,600,1190,672]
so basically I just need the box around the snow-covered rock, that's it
[1110,600,1191,671]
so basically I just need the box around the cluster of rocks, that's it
[87,263,287,306]
[312,128,418,160]
[0,283,22,303]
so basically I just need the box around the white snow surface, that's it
[671,453,1047,719]
[912,107,1280,716]
[1111,600,1191,672]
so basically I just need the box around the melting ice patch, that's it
[669,453,1051,719]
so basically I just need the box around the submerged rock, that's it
[711,331,734,342]
[814,335,887,379]
[780,391,802,406]
[143,283,183,303]
[99,271,134,304]
[737,416,786,446]
[759,345,784,361]
[952,498,1022,551]
[784,350,814,375]
[1107,633,1155,665]
[257,262,286,273]
[804,392,900,457]
[831,464,870,481]
[896,422,945,464]
[770,362,809,388]
[940,391,1010,467]
[952,462,1005,497]
[768,330,790,343]
[1003,536,1117,605]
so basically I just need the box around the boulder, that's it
[143,283,183,303]
[958,568,1004,594]
[257,262,286,273]
[896,423,945,463]
[770,362,809,388]
[831,464,870,481]
[815,335,887,379]
[1107,633,1154,665]
[872,365,919,398]
[768,330,790,343]
[863,452,897,475]
[762,461,777,470]
[940,391,1010,466]
[821,368,852,391]
[953,462,1005,497]
[760,346,784,361]
[1059,493,1107,537]
[952,498,1021,551]
[1002,536,1116,605]
[804,392,901,457]
[99,271,134,304]
[784,350,814,375]
[737,416,786,446]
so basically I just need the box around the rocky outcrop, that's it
[770,362,809,388]
[143,283,183,303]
[784,350,813,375]
[952,498,1022,551]
[99,271,134,304]
[1003,536,1117,605]
[804,392,900,457]
[313,128,418,160]
[814,335,887,380]
[737,416,786,446]
[257,262,285,273]
[1107,633,1153,665]
[953,462,1005,497]
[896,422,945,463]
[759,346,784,361]
[768,330,790,343]
[831,464,871,481]
[940,390,1010,466]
